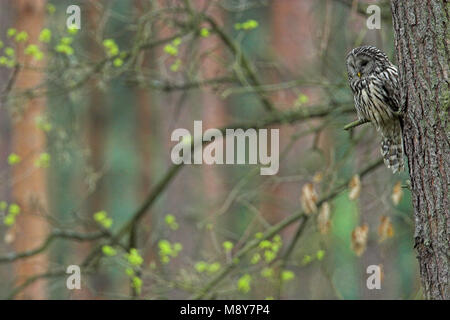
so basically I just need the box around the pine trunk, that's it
[391,0,449,300]
[12,0,48,299]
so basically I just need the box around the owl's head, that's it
[346,45,390,80]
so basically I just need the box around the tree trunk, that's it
[391,0,449,300]
[12,0,48,299]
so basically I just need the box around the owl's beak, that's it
[357,72,361,78]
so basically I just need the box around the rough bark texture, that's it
[391,0,449,300]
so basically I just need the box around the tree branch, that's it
[192,158,384,299]
[344,118,370,130]
[0,230,107,263]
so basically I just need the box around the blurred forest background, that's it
[0,0,419,299]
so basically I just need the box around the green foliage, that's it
[67,25,79,35]
[316,250,325,261]
[34,152,51,168]
[7,28,17,38]
[46,3,56,15]
[222,241,234,252]
[131,276,142,294]
[158,240,182,264]
[234,19,259,31]
[295,93,309,108]
[3,203,21,227]
[35,116,52,132]
[25,44,44,60]
[39,29,52,43]
[261,267,273,278]
[102,245,117,257]
[281,270,295,282]
[55,37,74,56]
[15,31,28,43]
[200,28,210,37]
[4,47,15,57]
[165,214,179,230]
[237,274,252,293]
[194,261,208,273]
[164,38,182,57]
[103,39,119,57]
[7,153,21,165]
[170,59,181,72]
[93,210,113,229]
[126,248,144,266]
[207,262,221,274]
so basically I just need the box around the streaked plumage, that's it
[346,45,404,173]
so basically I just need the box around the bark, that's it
[391,0,449,300]
[12,0,48,299]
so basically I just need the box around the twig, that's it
[0,230,107,263]
[344,118,370,130]
[202,13,276,112]
[191,158,383,299]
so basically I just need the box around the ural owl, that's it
[346,45,404,173]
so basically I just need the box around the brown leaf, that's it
[351,223,369,256]
[348,175,361,200]
[4,228,15,244]
[378,216,394,242]
[391,181,403,206]
[300,182,318,215]
[313,172,323,183]
[317,202,331,234]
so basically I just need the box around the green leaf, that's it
[281,270,295,282]
[3,214,15,226]
[127,248,144,267]
[207,262,221,274]
[15,31,28,42]
[102,245,117,257]
[39,29,52,43]
[194,261,207,273]
[316,250,325,261]
[7,28,17,38]
[7,153,21,165]
[222,241,234,252]
[200,28,210,37]
[8,204,20,216]
[237,274,252,293]
[34,152,51,168]
[261,267,273,278]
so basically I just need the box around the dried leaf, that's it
[351,223,369,256]
[4,228,15,244]
[391,181,403,205]
[379,264,385,283]
[348,175,361,200]
[313,172,323,183]
[300,182,318,215]
[378,216,394,242]
[318,202,331,234]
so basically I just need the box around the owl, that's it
[346,45,404,173]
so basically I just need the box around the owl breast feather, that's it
[352,76,397,128]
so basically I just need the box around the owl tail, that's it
[380,120,405,173]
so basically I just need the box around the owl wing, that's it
[380,66,401,113]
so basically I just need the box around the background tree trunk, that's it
[12,0,48,299]
[391,0,449,300]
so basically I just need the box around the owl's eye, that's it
[361,61,368,67]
